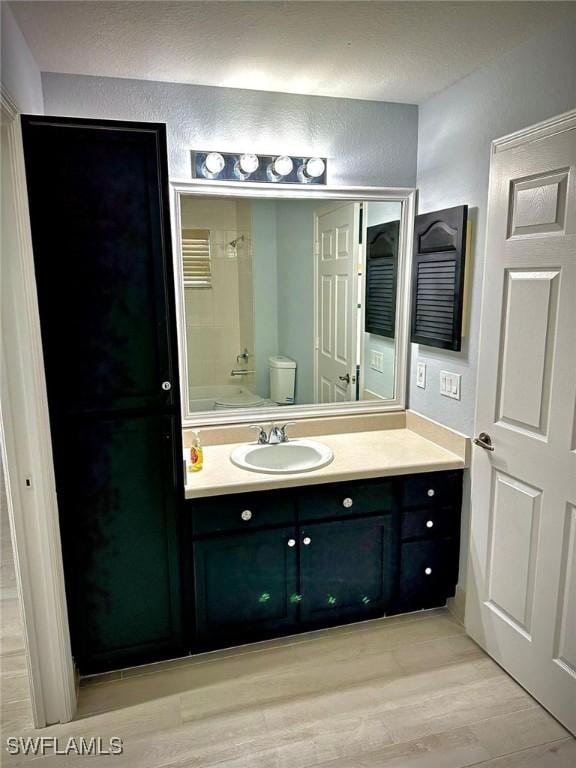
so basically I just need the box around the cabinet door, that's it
[21,116,178,415]
[58,414,183,672]
[393,538,459,614]
[300,516,394,626]
[194,527,299,648]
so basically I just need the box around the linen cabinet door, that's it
[299,516,394,627]
[58,413,183,673]
[194,527,299,649]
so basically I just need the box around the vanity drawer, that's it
[297,480,394,522]
[401,507,458,541]
[190,492,296,537]
[395,538,458,611]
[401,472,461,510]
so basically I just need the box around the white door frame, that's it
[0,86,76,726]
[313,201,362,404]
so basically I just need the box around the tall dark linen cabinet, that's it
[21,116,184,673]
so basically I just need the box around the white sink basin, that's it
[230,439,334,474]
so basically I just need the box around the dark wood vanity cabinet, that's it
[22,116,184,674]
[188,470,462,652]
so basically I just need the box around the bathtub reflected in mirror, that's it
[174,188,413,423]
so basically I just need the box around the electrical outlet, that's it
[440,370,461,400]
[370,350,384,372]
[416,361,426,389]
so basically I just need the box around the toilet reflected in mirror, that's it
[177,194,406,418]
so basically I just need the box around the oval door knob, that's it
[241,510,253,521]
[425,567,432,575]
[427,488,435,497]
[426,520,434,528]
[342,497,353,508]
[303,536,311,546]
[161,381,172,391]
[287,538,296,547]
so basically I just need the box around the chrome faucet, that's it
[249,423,296,445]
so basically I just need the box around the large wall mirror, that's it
[172,184,415,425]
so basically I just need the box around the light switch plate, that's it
[370,350,384,372]
[440,370,461,400]
[416,361,426,389]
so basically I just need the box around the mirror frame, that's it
[170,180,415,427]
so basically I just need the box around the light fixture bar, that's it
[191,151,327,184]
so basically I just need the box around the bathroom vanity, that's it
[20,113,468,677]
[188,469,463,652]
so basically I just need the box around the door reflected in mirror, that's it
[179,195,403,416]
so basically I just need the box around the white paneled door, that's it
[467,110,576,734]
[315,203,360,403]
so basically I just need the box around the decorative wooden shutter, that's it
[365,220,399,338]
[182,228,211,287]
[410,205,468,351]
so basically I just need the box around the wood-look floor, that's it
[1,480,574,766]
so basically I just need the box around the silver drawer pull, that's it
[287,538,296,548]
[241,510,253,521]
[426,520,434,529]
[303,536,311,546]
[342,497,353,509]
[425,567,432,575]
[427,489,435,497]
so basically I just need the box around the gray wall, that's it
[1,4,44,113]
[411,19,576,438]
[42,73,418,186]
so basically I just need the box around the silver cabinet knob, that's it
[161,381,172,391]
[427,488,435,497]
[425,567,432,575]
[426,520,434,528]
[342,497,353,509]
[241,510,252,521]
[287,538,296,547]
[303,536,311,546]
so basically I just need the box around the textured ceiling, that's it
[10,1,576,103]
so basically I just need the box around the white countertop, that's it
[184,424,468,499]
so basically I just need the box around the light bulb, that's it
[271,155,293,178]
[299,156,325,181]
[305,157,325,178]
[203,152,225,177]
[239,153,259,175]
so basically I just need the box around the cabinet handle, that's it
[427,489,435,497]
[303,536,311,546]
[241,510,253,521]
[287,538,296,548]
[161,381,172,391]
[425,567,433,575]
[342,497,353,509]
[426,520,434,528]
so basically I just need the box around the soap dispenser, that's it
[189,431,204,472]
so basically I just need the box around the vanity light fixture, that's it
[192,151,327,184]
[202,152,225,179]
